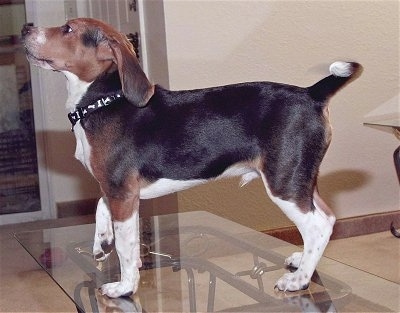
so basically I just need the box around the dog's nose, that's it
[21,23,34,38]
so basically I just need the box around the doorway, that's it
[0,1,41,219]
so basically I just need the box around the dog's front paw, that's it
[100,269,140,298]
[100,282,134,298]
[284,252,303,269]
[93,234,114,261]
[275,272,310,292]
[94,197,114,261]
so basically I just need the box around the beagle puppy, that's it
[21,18,361,298]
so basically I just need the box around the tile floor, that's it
[0,216,399,312]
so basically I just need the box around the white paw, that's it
[93,234,114,261]
[100,269,140,298]
[100,282,133,298]
[275,271,310,292]
[284,252,303,269]
[94,197,114,261]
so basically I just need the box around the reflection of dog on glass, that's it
[96,291,141,313]
[21,18,361,298]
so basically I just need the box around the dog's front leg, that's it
[100,195,142,298]
[93,197,114,261]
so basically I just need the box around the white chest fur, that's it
[62,71,93,173]
[63,71,92,112]
[73,122,93,174]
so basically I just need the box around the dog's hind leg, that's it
[93,197,114,261]
[284,190,336,270]
[260,174,335,291]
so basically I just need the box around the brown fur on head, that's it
[22,18,154,107]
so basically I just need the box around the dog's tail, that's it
[308,61,362,102]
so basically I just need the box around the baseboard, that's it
[264,210,400,245]
[57,199,98,218]
[57,194,179,218]
[58,198,399,245]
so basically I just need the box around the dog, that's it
[21,18,361,298]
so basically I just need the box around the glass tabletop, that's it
[363,118,400,129]
[15,211,399,312]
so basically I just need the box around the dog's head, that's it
[21,18,153,107]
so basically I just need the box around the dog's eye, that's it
[62,24,73,34]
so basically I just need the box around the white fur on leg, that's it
[93,197,114,261]
[100,209,142,298]
[276,198,335,291]
[284,251,303,269]
[260,174,335,291]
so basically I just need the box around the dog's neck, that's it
[63,71,93,112]
[63,69,125,130]
[67,93,123,131]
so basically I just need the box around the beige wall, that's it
[155,0,399,230]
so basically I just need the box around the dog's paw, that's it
[94,197,114,261]
[93,239,114,261]
[284,252,303,269]
[93,232,114,261]
[100,282,133,298]
[100,269,140,298]
[275,272,310,292]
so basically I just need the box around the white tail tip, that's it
[329,61,353,77]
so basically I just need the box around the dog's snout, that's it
[21,23,34,38]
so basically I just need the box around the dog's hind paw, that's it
[275,272,310,292]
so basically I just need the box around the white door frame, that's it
[1,0,53,225]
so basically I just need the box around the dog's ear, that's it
[109,40,153,107]
[96,36,153,107]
